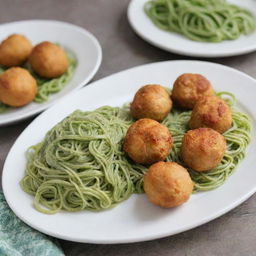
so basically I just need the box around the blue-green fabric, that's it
[0,192,64,256]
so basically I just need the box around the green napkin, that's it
[0,192,64,256]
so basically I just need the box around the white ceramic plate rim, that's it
[0,19,102,126]
[127,0,256,57]
[2,60,256,244]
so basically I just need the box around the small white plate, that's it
[128,0,256,57]
[2,60,256,244]
[0,20,102,126]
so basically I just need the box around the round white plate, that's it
[128,0,256,57]
[0,20,102,126]
[2,61,256,244]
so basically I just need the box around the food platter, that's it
[0,20,102,126]
[127,0,256,57]
[2,60,256,243]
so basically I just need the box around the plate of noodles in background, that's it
[0,20,102,126]
[128,0,256,57]
[2,60,256,243]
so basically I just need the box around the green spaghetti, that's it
[20,106,146,214]
[144,0,256,42]
[0,51,76,113]
[20,92,251,214]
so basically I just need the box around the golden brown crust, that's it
[171,73,214,109]
[0,67,37,107]
[144,161,193,208]
[29,41,68,78]
[181,128,226,172]
[123,118,172,165]
[0,34,32,67]
[189,95,232,133]
[131,84,172,122]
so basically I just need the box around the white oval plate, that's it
[0,20,102,126]
[128,0,256,57]
[2,61,256,244]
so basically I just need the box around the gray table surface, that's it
[1,0,256,255]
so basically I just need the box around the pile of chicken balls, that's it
[0,34,68,107]
[123,74,232,208]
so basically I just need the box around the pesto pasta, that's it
[145,0,256,42]
[21,106,146,214]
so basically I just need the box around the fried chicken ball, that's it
[131,84,172,122]
[29,41,68,78]
[144,161,193,208]
[189,95,232,134]
[171,73,214,109]
[0,34,33,67]
[0,67,37,107]
[181,128,226,172]
[123,118,172,165]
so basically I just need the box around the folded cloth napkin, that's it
[0,191,64,256]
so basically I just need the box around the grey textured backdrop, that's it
[0,1,256,255]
